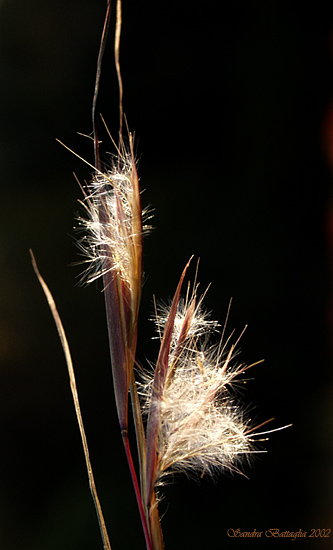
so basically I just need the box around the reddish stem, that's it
[122,431,153,550]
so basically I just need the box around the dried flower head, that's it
[141,281,264,499]
[75,138,148,432]
[77,145,146,292]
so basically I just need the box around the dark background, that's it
[0,0,332,548]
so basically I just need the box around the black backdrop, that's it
[0,1,332,549]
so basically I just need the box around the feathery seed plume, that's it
[77,139,145,432]
[142,283,262,501]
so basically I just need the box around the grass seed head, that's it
[140,290,261,486]
[76,141,148,431]
[76,148,148,293]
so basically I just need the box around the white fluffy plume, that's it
[140,292,265,485]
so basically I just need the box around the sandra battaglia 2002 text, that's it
[227,528,331,540]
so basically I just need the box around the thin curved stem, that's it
[122,431,153,550]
